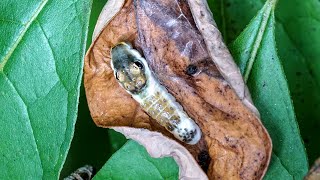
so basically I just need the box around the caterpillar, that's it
[110,42,201,145]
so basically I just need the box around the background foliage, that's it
[209,0,320,165]
[0,0,91,179]
[1,0,319,179]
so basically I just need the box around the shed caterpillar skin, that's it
[110,42,201,145]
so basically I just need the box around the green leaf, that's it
[263,153,292,179]
[230,0,308,179]
[275,0,320,163]
[208,0,320,164]
[0,0,91,179]
[207,0,264,43]
[60,86,122,177]
[93,140,179,180]
[61,0,128,177]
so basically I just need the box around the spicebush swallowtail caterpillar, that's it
[110,42,201,145]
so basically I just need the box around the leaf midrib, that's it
[220,0,227,42]
[243,0,277,82]
[0,0,49,177]
[0,0,49,72]
[3,73,45,176]
[272,152,293,178]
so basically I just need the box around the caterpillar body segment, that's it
[110,42,201,145]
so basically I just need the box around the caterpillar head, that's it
[111,42,148,94]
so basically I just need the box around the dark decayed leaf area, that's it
[0,0,319,179]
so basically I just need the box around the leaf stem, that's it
[220,0,228,42]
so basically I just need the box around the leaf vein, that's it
[272,152,294,178]
[220,0,227,42]
[3,73,44,177]
[72,0,82,24]
[36,20,68,91]
[0,0,49,72]
[141,155,165,179]
[54,93,69,174]
[244,0,276,82]
[0,18,23,25]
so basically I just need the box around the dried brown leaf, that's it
[186,0,259,116]
[305,158,320,180]
[84,0,272,179]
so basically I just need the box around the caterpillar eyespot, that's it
[110,42,202,145]
[133,61,144,69]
